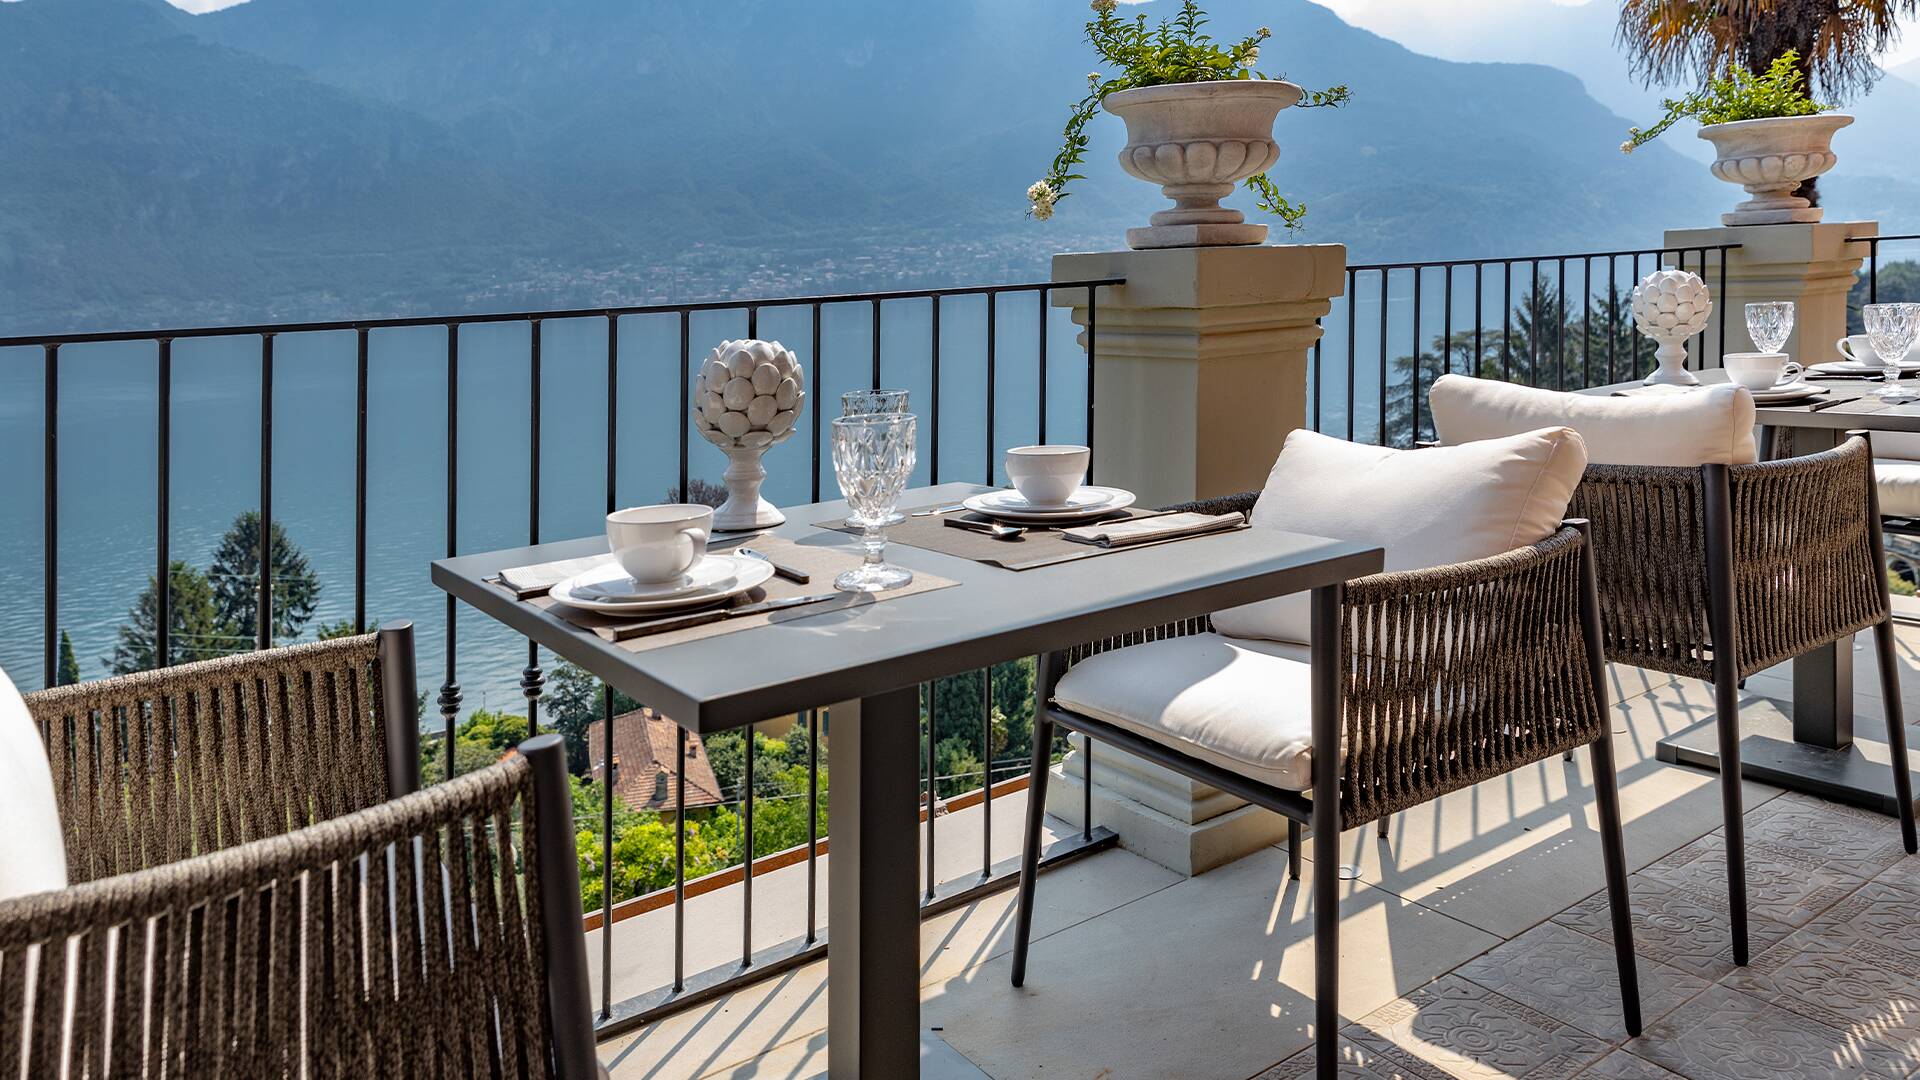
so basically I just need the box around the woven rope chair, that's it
[1011,511,1640,1080]
[24,623,422,885]
[0,733,600,1079]
[1566,432,1918,966]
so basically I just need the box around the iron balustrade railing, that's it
[0,276,1123,1038]
[1310,244,1742,447]
[1855,233,1920,307]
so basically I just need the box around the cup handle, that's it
[681,525,709,550]
[1779,362,1803,382]
[1837,337,1858,363]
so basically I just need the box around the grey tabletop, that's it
[1588,367,1920,433]
[432,482,1383,733]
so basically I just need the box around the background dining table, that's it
[1586,368,1920,817]
[433,480,1383,1077]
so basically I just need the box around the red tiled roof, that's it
[586,708,724,813]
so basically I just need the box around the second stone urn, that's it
[1102,79,1302,250]
[1699,113,1853,226]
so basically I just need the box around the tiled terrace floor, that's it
[602,614,1920,1079]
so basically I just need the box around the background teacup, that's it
[1723,352,1802,392]
[1838,333,1920,366]
[1004,444,1089,506]
[607,504,712,583]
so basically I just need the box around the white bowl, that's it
[1004,445,1089,506]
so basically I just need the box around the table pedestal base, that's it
[1656,694,1920,817]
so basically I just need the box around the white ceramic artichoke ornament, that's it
[1630,269,1713,386]
[692,339,806,530]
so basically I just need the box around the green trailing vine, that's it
[1028,0,1349,231]
[1622,51,1831,154]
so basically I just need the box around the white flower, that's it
[1026,180,1058,221]
[1243,45,1259,65]
[1619,139,1636,155]
[1090,0,1116,14]
[1032,199,1055,221]
[1027,181,1052,202]
[1257,26,1271,37]
[1088,71,1102,88]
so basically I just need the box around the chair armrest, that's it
[25,632,404,883]
[1337,525,1605,826]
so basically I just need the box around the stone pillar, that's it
[1664,221,1874,368]
[1052,244,1346,509]
[1046,244,1344,876]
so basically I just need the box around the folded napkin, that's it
[495,554,612,599]
[1060,511,1245,548]
[1609,384,1698,398]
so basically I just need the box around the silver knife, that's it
[910,501,970,517]
[612,592,842,639]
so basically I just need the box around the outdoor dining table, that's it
[432,480,1383,1077]
[1588,368,1920,815]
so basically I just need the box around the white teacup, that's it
[1838,333,1920,366]
[1723,352,1803,392]
[1005,445,1090,506]
[607,504,712,583]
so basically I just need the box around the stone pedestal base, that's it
[1724,207,1822,227]
[1663,220,1873,368]
[1127,223,1267,249]
[1043,734,1288,876]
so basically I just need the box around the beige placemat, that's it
[813,504,1247,571]
[489,534,956,650]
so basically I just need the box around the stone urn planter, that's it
[1102,79,1302,250]
[1698,114,1852,226]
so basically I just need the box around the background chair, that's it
[1011,511,1640,1079]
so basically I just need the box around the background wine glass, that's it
[1864,303,1920,402]
[840,390,911,525]
[1744,301,1794,356]
[831,412,918,592]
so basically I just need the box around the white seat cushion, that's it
[1210,426,1587,644]
[1054,633,1320,790]
[0,664,67,900]
[1876,459,1920,518]
[1428,373,1757,465]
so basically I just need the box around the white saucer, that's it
[1812,359,1920,375]
[964,486,1137,523]
[550,555,774,614]
[1751,381,1827,403]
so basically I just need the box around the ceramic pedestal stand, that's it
[692,338,807,531]
[1630,268,1714,386]
[714,444,784,532]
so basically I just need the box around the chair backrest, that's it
[0,733,596,1080]
[25,623,421,884]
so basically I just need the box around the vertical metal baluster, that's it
[930,297,942,483]
[1582,258,1592,388]
[1870,239,1880,305]
[1377,269,1389,446]
[985,291,997,482]
[258,333,274,651]
[354,329,369,634]
[524,321,544,737]
[742,725,755,968]
[677,311,690,506]
[810,304,823,502]
[1311,333,1323,432]
[1530,262,1542,386]
[1037,288,1049,445]
[1346,268,1358,441]
[599,685,615,1018]
[1608,256,1619,383]
[1081,733,1092,843]
[748,305,759,343]
[1556,258,1567,389]
[1085,288,1098,483]
[1715,247,1729,366]
[805,708,819,944]
[1632,253,1644,373]
[981,667,992,878]
[1411,267,1423,445]
[925,684,937,902]
[676,724,687,988]
[869,298,881,389]
[1442,265,1454,378]
[156,338,172,668]
[42,343,57,689]
[1473,265,1484,377]
[1502,261,1513,382]
[439,324,461,781]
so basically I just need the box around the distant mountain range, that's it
[0,0,1774,332]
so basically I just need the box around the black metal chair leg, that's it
[1288,818,1302,880]
[1010,712,1055,988]
[1375,815,1389,840]
[1310,584,1342,1080]
[1873,618,1919,854]
[1711,671,1749,966]
[1589,733,1643,1036]
[1702,463,1749,967]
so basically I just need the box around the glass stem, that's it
[863,522,886,569]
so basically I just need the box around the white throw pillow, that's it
[1427,373,1756,466]
[0,664,67,901]
[1211,426,1588,644]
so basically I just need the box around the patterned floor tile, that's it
[1628,984,1917,1079]
[1340,975,1612,1079]
[1744,792,1912,880]
[1551,874,1795,980]
[1256,1036,1454,1080]
[1636,833,1864,927]
[1871,852,1920,894]
[1788,880,1920,963]
[1573,1052,1685,1079]
[1722,929,1920,1057]
[1453,921,1710,1041]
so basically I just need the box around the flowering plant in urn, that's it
[693,339,806,530]
[1630,269,1713,386]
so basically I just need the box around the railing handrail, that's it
[1348,243,1742,274]
[0,276,1128,349]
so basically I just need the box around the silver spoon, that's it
[737,547,810,584]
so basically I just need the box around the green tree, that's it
[420,708,528,780]
[1850,261,1920,334]
[315,618,373,640]
[56,630,79,685]
[544,661,639,775]
[109,561,238,673]
[209,511,321,646]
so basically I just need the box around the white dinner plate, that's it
[549,554,774,614]
[1811,358,1920,375]
[1750,381,1827,403]
[964,486,1137,523]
